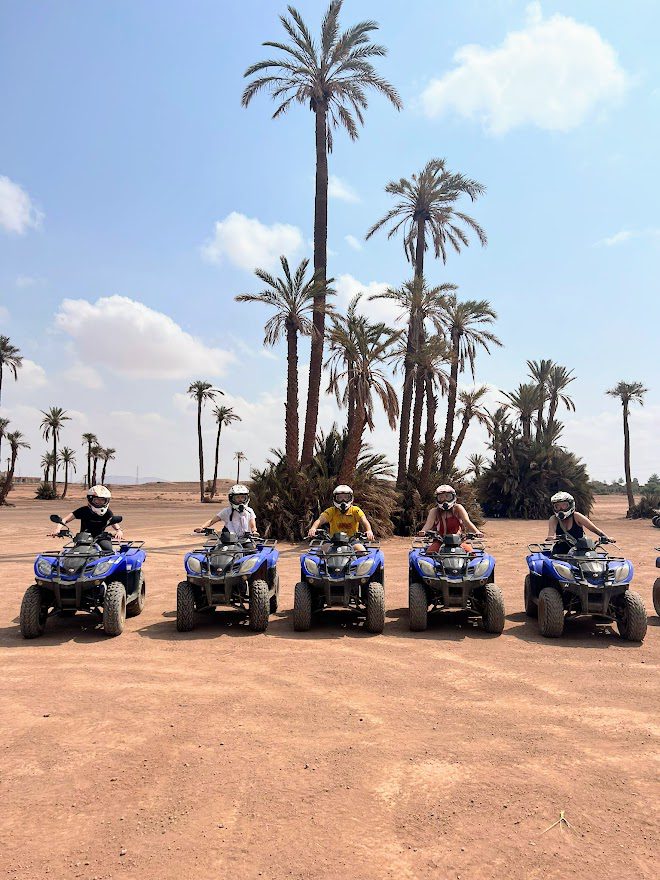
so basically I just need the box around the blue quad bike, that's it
[177,528,279,632]
[525,536,647,641]
[20,513,146,638]
[653,547,660,617]
[293,530,385,633]
[408,531,505,633]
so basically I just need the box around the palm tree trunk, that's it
[440,333,460,474]
[285,322,299,469]
[301,104,329,468]
[420,375,437,494]
[547,396,558,433]
[197,400,205,503]
[622,402,634,514]
[52,436,58,495]
[63,464,69,499]
[338,407,365,485]
[522,417,531,442]
[396,339,415,487]
[87,442,92,488]
[449,415,471,470]
[101,459,108,484]
[408,372,425,474]
[347,362,356,434]
[0,367,3,408]
[0,450,16,505]
[236,460,241,483]
[211,425,222,499]
[92,457,98,485]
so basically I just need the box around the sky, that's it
[1,0,659,485]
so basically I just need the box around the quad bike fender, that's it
[525,553,546,577]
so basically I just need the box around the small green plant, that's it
[35,481,58,500]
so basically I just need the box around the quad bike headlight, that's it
[186,556,202,574]
[354,558,373,578]
[37,558,52,577]
[304,558,319,577]
[417,558,436,578]
[470,558,490,580]
[92,558,115,578]
[613,562,631,583]
[552,562,576,582]
[238,556,260,575]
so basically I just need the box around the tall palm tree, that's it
[526,358,553,440]
[467,453,487,480]
[416,335,451,492]
[234,451,247,483]
[438,298,501,473]
[100,447,116,484]
[188,381,222,503]
[59,447,77,498]
[0,416,9,474]
[487,405,514,466]
[370,278,456,485]
[81,432,98,488]
[448,385,492,469]
[546,364,575,431]
[40,451,55,484]
[210,406,241,498]
[326,294,365,434]
[40,406,71,496]
[90,444,104,485]
[0,430,30,505]
[243,0,402,468]
[326,310,401,483]
[502,383,540,442]
[606,381,648,514]
[367,161,486,481]
[0,335,23,406]
[237,256,330,469]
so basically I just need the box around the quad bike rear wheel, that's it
[293,581,312,631]
[365,582,385,634]
[616,591,647,642]
[126,572,146,617]
[524,575,538,618]
[176,581,195,632]
[652,515,660,529]
[269,571,280,615]
[249,579,270,632]
[20,584,48,639]
[103,581,126,636]
[538,587,564,638]
[653,578,660,617]
[482,584,505,634]
[409,581,428,632]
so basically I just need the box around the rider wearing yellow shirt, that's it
[307,485,374,548]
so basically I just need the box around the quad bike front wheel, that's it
[365,582,385,634]
[616,591,647,642]
[653,578,660,617]
[103,581,126,636]
[293,581,312,631]
[249,579,270,632]
[409,581,428,632]
[176,581,195,632]
[126,572,146,618]
[652,515,660,529]
[482,584,505,634]
[20,584,48,639]
[524,575,538,618]
[538,587,564,638]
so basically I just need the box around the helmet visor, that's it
[88,495,109,508]
[334,492,352,503]
[231,494,248,505]
[436,492,455,503]
[553,501,571,513]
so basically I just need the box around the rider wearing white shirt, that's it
[196,484,257,539]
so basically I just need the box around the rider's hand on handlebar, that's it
[307,528,317,538]
[365,530,375,542]
[194,527,207,534]
[113,529,124,541]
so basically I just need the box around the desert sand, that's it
[1,489,658,879]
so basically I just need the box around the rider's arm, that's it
[249,512,257,533]
[456,504,482,536]
[418,507,436,535]
[574,511,607,538]
[200,513,222,529]
[52,512,75,536]
[545,515,557,541]
[308,512,329,537]
[359,513,374,541]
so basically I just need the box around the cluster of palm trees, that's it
[501,360,576,445]
[185,382,242,502]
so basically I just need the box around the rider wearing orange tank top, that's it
[418,485,483,553]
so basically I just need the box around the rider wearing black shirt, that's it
[51,485,123,552]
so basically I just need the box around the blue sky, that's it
[1,0,658,484]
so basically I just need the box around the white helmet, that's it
[229,484,250,512]
[87,484,111,516]
[551,491,575,521]
[333,485,354,514]
[435,484,457,511]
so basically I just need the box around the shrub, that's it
[629,491,660,519]
[34,482,58,500]
[393,472,483,536]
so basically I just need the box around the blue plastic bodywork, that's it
[184,537,279,608]
[409,541,495,610]
[300,538,384,610]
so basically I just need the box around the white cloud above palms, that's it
[201,211,304,271]
[420,2,628,134]
[0,175,44,234]
[328,175,360,203]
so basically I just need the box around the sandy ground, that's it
[0,490,658,880]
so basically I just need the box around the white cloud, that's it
[16,275,40,288]
[0,175,44,234]
[420,2,629,134]
[345,234,363,252]
[201,212,304,271]
[0,306,9,324]
[328,175,360,203]
[20,359,48,390]
[55,295,235,380]
[335,274,398,326]
[61,362,104,390]
[597,228,660,247]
